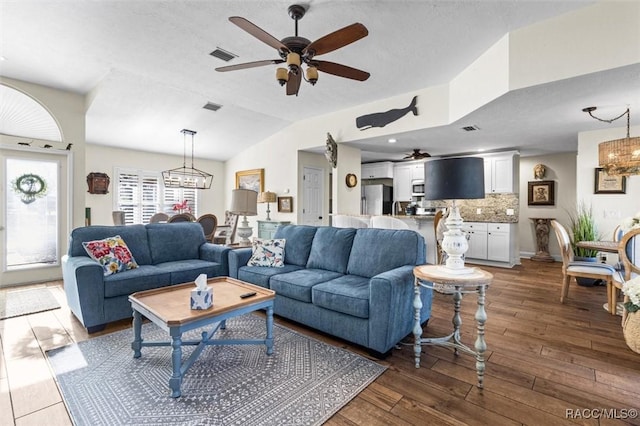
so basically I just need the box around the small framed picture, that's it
[277,196,293,213]
[594,168,626,194]
[235,168,264,193]
[528,180,555,206]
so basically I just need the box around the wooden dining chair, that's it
[550,220,618,310]
[168,213,194,223]
[197,214,218,243]
[614,228,640,321]
[149,212,169,223]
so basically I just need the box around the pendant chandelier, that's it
[162,129,213,189]
[583,106,640,176]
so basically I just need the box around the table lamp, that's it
[257,191,277,220]
[424,157,485,274]
[230,189,258,244]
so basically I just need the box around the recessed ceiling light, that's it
[388,138,397,144]
[0,56,6,61]
[477,148,486,152]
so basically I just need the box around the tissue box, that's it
[190,287,213,310]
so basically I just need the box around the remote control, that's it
[239,292,257,299]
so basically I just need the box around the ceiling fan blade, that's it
[229,16,288,52]
[215,59,284,72]
[303,23,368,57]
[286,70,302,96]
[313,60,370,81]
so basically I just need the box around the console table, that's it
[413,265,493,388]
[257,220,290,239]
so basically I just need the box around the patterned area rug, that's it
[47,314,385,425]
[0,287,61,320]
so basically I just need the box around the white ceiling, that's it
[1,0,638,162]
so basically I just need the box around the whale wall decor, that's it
[356,96,418,130]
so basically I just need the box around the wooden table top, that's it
[413,264,493,287]
[129,277,274,326]
[575,240,619,253]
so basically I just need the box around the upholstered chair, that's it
[149,212,169,223]
[213,211,239,244]
[197,214,218,243]
[613,228,640,322]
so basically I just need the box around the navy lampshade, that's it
[424,157,485,200]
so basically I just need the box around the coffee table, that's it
[129,276,275,397]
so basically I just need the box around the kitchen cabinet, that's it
[463,222,488,260]
[257,220,290,239]
[411,162,425,180]
[361,161,394,179]
[393,164,412,201]
[482,152,518,194]
[463,222,515,265]
[487,223,510,262]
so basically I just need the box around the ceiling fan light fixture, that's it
[276,67,289,86]
[306,66,318,85]
[286,52,300,73]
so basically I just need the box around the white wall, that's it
[85,144,226,225]
[519,153,577,259]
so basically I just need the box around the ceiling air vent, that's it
[209,48,237,62]
[203,102,222,112]
[461,125,480,132]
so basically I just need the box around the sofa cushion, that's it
[306,227,356,274]
[154,259,227,284]
[273,225,317,267]
[70,225,152,265]
[82,235,139,276]
[312,275,371,319]
[247,238,286,267]
[103,265,171,298]
[238,264,303,289]
[146,222,205,264]
[347,229,425,278]
[270,269,343,303]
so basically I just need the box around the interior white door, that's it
[302,167,324,226]
[1,147,68,287]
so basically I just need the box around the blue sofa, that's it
[228,224,432,356]
[62,222,230,332]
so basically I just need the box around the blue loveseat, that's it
[62,222,230,332]
[228,224,432,356]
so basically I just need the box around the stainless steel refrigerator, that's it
[361,184,393,215]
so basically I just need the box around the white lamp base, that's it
[236,215,253,244]
[439,201,475,275]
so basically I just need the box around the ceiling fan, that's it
[403,149,431,160]
[215,4,370,96]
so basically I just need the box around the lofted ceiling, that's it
[1,0,638,162]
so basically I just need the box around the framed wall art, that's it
[594,168,626,194]
[277,196,293,213]
[235,168,264,193]
[527,180,555,206]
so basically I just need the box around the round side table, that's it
[413,264,493,389]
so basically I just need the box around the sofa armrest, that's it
[368,265,433,353]
[228,248,253,278]
[61,255,107,329]
[199,243,231,275]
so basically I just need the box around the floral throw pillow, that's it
[82,235,139,276]
[247,238,286,268]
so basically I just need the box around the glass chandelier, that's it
[162,129,213,189]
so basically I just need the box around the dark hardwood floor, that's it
[1,259,639,425]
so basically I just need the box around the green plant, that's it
[568,203,600,258]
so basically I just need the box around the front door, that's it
[1,147,68,287]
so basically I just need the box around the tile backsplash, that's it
[432,193,519,223]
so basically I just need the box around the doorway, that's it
[302,166,324,226]
[1,148,68,286]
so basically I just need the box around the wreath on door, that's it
[12,173,48,204]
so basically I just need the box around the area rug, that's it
[46,314,385,425]
[0,287,61,320]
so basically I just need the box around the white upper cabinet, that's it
[482,152,519,194]
[361,161,394,179]
[393,164,412,202]
[411,162,425,180]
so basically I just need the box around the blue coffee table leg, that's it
[132,310,142,358]
[266,305,274,355]
[169,330,183,398]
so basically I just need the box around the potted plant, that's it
[568,203,601,286]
